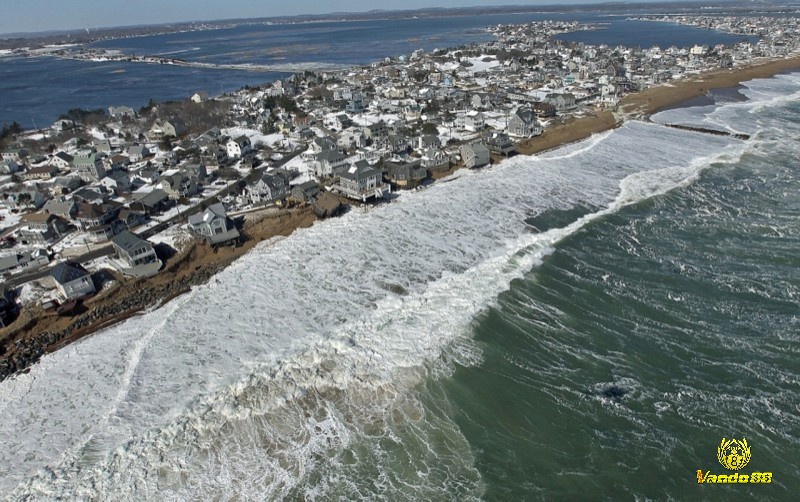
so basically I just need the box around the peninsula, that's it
[2,13,800,381]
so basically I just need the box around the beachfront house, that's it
[421,148,450,171]
[111,231,158,269]
[247,170,291,205]
[333,160,391,202]
[384,159,427,189]
[484,133,517,157]
[188,202,240,245]
[460,143,490,169]
[507,108,542,138]
[50,261,96,301]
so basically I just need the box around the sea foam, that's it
[0,121,746,499]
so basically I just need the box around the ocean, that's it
[0,69,798,499]
[0,8,753,127]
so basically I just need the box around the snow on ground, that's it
[350,113,402,127]
[17,280,57,306]
[88,127,107,140]
[465,56,501,73]
[83,255,117,274]
[152,203,193,224]
[0,208,22,229]
[149,224,192,251]
[222,127,285,149]
[281,155,309,173]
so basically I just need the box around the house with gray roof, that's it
[131,189,172,215]
[333,160,390,201]
[507,107,542,138]
[385,159,427,189]
[127,145,151,162]
[111,231,158,271]
[50,261,95,300]
[247,170,291,205]
[0,249,49,276]
[188,203,240,245]
[73,150,107,182]
[460,143,490,169]
[43,198,77,220]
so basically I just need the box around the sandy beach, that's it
[2,54,800,380]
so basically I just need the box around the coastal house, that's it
[73,150,107,182]
[416,135,441,151]
[314,150,348,178]
[22,164,59,181]
[50,151,74,169]
[545,93,576,112]
[484,133,517,156]
[246,170,291,204]
[111,231,158,269]
[226,136,252,159]
[43,198,78,220]
[18,212,71,245]
[117,207,146,230]
[363,120,389,139]
[158,172,198,200]
[191,91,209,103]
[51,119,75,131]
[130,189,172,216]
[384,159,427,189]
[507,108,542,138]
[74,202,122,242]
[99,171,132,193]
[50,261,96,301]
[333,160,391,202]
[460,143,490,169]
[290,181,321,203]
[188,203,240,245]
[2,148,28,164]
[93,138,112,153]
[0,249,50,276]
[420,148,450,171]
[456,110,486,132]
[108,106,136,118]
[338,127,367,150]
[127,145,151,162]
[161,119,188,138]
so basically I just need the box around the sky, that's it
[0,0,692,36]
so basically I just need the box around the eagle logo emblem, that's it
[717,438,751,471]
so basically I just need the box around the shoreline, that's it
[2,54,800,382]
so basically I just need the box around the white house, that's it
[50,261,96,300]
[456,110,486,132]
[226,136,252,159]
